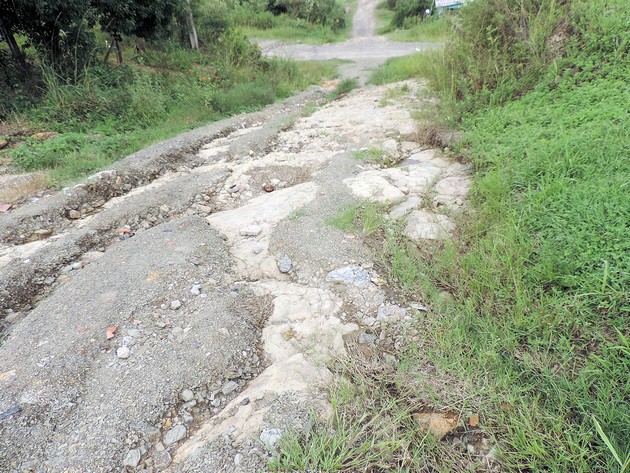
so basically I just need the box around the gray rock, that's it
[116,346,131,359]
[277,255,292,273]
[260,428,283,449]
[325,265,371,288]
[164,425,187,446]
[170,300,182,310]
[234,453,242,465]
[153,451,172,469]
[68,210,81,219]
[376,304,407,321]
[123,448,141,468]
[221,380,239,395]
[358,333,377,345]
[181,389,194,402]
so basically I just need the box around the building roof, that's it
[435,0,463,7]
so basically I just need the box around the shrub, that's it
[267,0,346,30]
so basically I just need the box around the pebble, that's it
[260,428,283,449]
[164,425,187,446]
[153,451,172,468]
[241,397,250,405]
[170,300,182,310]
[191,284,202,296]
[277,255,292,273]
[123,449,141,468]
[221,380,239,395]
[234,453,242,465]
[181,389,194,402]
[68,210,81,219]
[239,225,262,237]
[71,261,83,270]
[358,333,377,345]
[116,346,131,359]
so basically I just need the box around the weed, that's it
[327,77,359,100]
[352,147,383,162]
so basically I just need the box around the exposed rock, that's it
[181,389,194,402]
[260,428,283,449]
[221,381,239,395]
[31,132,59,141]
[325,265,371,288]
[404,210,455,241]
[123,449,141,468]
[343,175,406,204]
[239,225,262,237]
[277,255,292,273]
[170,300,182,310]
[414,412,459,440]
[164,425,187,446]
[376,304,407,321]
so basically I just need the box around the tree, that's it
[0,10,24,66]
[97,0,183,63]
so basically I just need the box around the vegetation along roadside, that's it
[273,0,630,471]
[0,0,348,192]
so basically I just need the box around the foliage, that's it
[267,0,346,30]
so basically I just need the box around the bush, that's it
[391,0,431,28]
[267,0,346,30]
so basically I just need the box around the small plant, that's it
[352,147,383,161]
[327,77,359,100]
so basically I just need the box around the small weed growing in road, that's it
[352,147,382,162]
[327,78,359,100]
[325,202,387,236]
[288,208,307,221]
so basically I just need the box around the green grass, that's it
[369,50,448,87]
[386,18,452,42]
[376,3,452,44]
[231,0,355,44]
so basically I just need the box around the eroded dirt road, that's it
[0,5,470,472]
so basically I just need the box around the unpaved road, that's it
[0,5,469,473]
[258,0,437,81]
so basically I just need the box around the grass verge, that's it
[1,52,338,188]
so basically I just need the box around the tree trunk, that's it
[185,0,199,50]
[114,36,123,64]
[0,16,24,66]
[103,35,123,64]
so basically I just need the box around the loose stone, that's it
[170,300,182,310]
[181,389,194,402]
[277,255,292,273]
[116,346,131,359]
[221,380,239,395]
[164,425,187,446]
[260,428,283,449]
[123,449,141,468]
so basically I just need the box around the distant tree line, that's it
[0,0,197,76]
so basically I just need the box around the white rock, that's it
[171,300,182,310]
[343,175,406,204]
[404,210,455,241]
[260,428,283,449]
[239,225,262,237]
[116,346,130,359]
